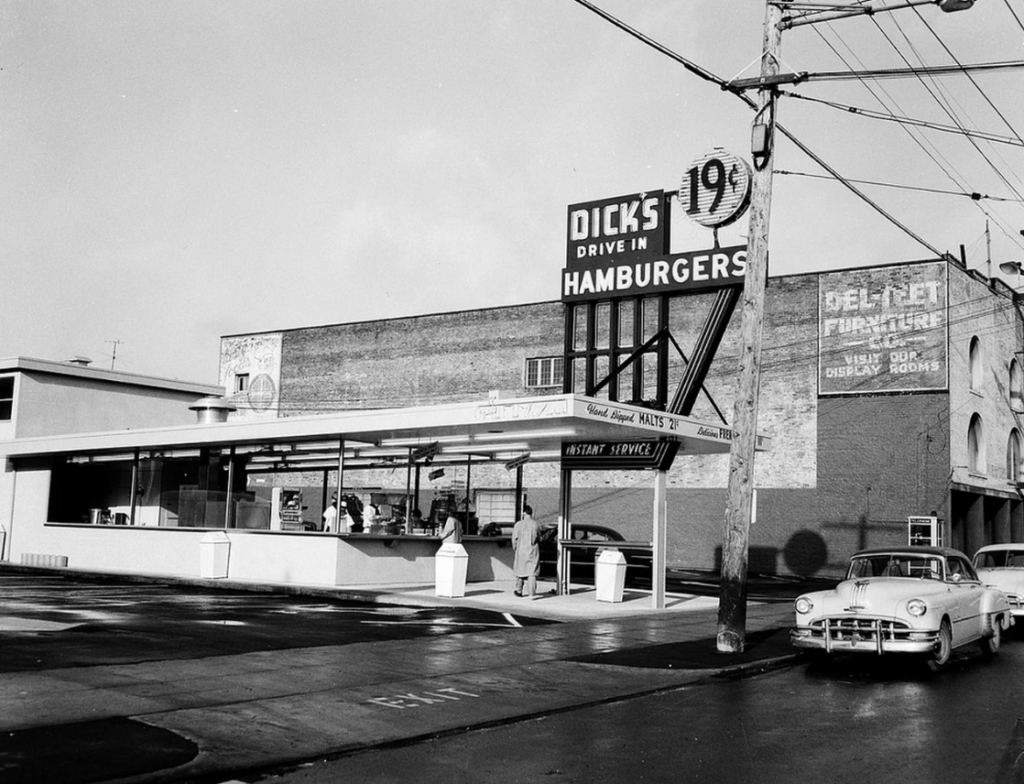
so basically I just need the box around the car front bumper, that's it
[791,617,938,655]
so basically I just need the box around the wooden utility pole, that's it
[717,0,782,654]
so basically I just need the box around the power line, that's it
[570,0,943,256]
[776,169,1023,201]
[813,21,980,212]
[779,90,1024,147]
[911,7,1024,149]
[854,13,1024,253]
[1003,0,1024,33]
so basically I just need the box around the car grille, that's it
[808,617,915,654]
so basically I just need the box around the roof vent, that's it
[67,356,92,366]
[189,396,237,424]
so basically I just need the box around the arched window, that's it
[1009,430,1023,483]
[970,337,983,392]
[969,414,986,474]
[1012,359,1023,412]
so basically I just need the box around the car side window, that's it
[958,558,980,582]
[947,557,979,583]
[946,557,963,582]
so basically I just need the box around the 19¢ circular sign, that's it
[679,148,752,229]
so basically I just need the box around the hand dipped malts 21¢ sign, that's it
[562,189,746,303]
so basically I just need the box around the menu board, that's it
[819,262,948,395]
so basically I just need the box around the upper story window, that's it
[969,337,983,392]
[1008,429,1023,483]
[969,413,986,475]
[1012,359,1023,412]
[526,357,564,389]
[234,373,250,394]
[0,376,12,421]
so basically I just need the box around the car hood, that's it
[808,577,951,617]
[976,568,1024,596]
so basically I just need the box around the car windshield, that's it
[847,554,943,580]
[975,549,1024,568]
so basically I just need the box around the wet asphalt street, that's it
[0,567,803,784]
[0,571,547,674]
[254,629,1024,784]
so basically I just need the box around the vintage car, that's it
[973,544,1024,619]
[791,546,1013,670]
[477,521,651,585]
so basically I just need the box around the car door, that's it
[947,555,984,643]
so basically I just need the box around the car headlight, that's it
[795,596,814,614]
[907,598,927,617]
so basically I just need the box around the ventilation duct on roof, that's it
[189,396,237,424]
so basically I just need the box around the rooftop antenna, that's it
[105,340,122,370]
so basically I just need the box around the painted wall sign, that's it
[562,244,747,303]
[818,262,948,395]
[679,148,752,229]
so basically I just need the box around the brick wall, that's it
[948,265,1021,490]
[279,303,565,414]
[818,393,950,561]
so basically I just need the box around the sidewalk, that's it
[1,567,805,784]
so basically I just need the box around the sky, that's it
[1,1,1022,384]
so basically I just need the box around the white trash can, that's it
[435,542,469,597]
[595,549,627,603]
[199,531,231,579]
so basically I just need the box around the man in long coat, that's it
[511,504,540,599]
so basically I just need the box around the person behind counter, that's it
[322,494,338,532]
[439,503,460,544]
[342,494,365,533]
[364,502,380,531]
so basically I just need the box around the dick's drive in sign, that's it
[562,188,747,303]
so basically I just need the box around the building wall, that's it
[219,333,283,420]
[662,275,818,490]
[948,266,1021,494]
[219,279,823,574]
[15,373,214,438]
[276,304,566,414]
[209,257,1024,577]
[818,393,951,560]
[0,362,223,562]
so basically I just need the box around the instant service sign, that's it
[818,262,948,395]
[562,189,746,303]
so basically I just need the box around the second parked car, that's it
[973,543,1024,620]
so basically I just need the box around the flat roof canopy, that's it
[4,394,771,468]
